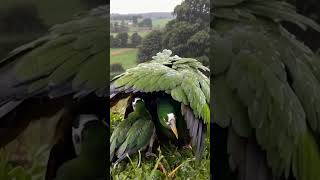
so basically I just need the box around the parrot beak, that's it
[170,122,179,139]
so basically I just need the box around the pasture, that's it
[152,18,172,29]
[110,48,138,70]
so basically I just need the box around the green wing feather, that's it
[213,0,320,179]
[0,6,109,100]
[110,111,141,161]
[111,50,210,162]
[116,117,155,159]
[111,50,210,124]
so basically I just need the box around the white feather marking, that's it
[132,97,144,110]
[72,114,98,156]
[167,113,175,123]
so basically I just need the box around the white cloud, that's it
[110,0,183,14]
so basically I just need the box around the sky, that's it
[110,0,184,14]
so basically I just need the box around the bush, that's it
[131,32,142,48]
[115,32,129,48]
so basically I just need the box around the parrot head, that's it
[132,97,146,112]
[164,113,178,139]
[72,114,107,156]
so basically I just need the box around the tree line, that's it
[110,18,153,33]
[110,32,142,48]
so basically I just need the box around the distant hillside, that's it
[111,12,174,20]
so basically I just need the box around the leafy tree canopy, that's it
[138,0,210,66]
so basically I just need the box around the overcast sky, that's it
[110,0,184,14]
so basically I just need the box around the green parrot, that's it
[112,97,156,166]
[212,0,320,180]
[0,5,109,180]
[155,97,180,140]
[155,97,190,148]
[110,49,210,162]
[54,114,107,180]
[110,97,156,162]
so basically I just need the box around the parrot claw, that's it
[113,162,119,169]
[145,152,157,158]
[183,144,192,150]
[137,150,141,168]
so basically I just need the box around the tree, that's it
[131,32,142,47]
[132,16,138,25]
[110,35,120,48]
[138,18,152,28]
[120,20,129,32]
[173,0,209,24]
[137,30,163,62]
[113,22,120,32]
[116,32,128,47]
[137,0,210,65]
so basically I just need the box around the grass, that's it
[110,48,138,70]
[0,148,48,180]
[110,113,210,179]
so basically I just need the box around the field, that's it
[152,18,172,29]
[110,48,138,70]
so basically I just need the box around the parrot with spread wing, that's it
[110,50,210,164]
[212,0,320,180]
[0,5,108,180]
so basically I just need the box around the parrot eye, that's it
[165,119,170,125]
